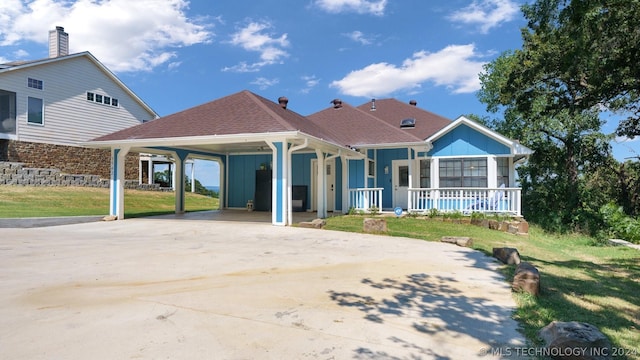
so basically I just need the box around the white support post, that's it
[407,148,414,211]
[171,152,187,214]
[315,149,326,219]
[109,146,130,220]
[341,157,349,213]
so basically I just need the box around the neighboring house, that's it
[0,27,158,180]
[87,90,532,225]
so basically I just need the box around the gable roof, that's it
[0,52,158,118]
[93,90,340,143]
[356,98,452,140]
[428,116,534,157]
[307,101,427,148]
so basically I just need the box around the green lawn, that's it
[0,185,218,218]
[323,215,639,359]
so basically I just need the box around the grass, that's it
[0,185,219,218]
[323,215,639,359]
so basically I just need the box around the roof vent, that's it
[400,118,416,128]
[370,98,376,111]
[331,99,342,109]
[48,26,69,58]
[409,99,417,106]
[278,96,288,109]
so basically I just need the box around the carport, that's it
[85,91,363,226]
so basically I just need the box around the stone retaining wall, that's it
[0,139,139,180]
[0,162,162,190]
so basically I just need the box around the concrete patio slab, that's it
[0,214,526,359]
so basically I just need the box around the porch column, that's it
[487,156,498,188]
[267,141,287,226]
[171,150,189,214]
[315,149,326,218]
[407,148,414,211]
[109,146,130,220]
[341,157,349,213]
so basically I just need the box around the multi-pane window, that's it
[86,92,118,107]
[439,158,487,187]
[27,78,43,90]
[419,159,430,188]
[497,157,510,187]
[27,97,43,125]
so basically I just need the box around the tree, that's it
[506,0,640,137]
[478,50,612,232]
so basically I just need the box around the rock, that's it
[441,236,473,247]
[538,321,612,360]
[512,261,540,296]
[102,215,117,221]
[493,247,521,265]
[363,218,387,233]
[299,218,326,229]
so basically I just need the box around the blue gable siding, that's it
[430,124,511,156]
[228,154,272,208]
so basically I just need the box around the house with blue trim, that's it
[87,90,532,226]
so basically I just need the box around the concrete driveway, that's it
[0,212,526,359]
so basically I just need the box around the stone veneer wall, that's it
[0,139,139,180]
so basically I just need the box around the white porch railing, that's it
[408,187,522,216]
[348,187,383,211]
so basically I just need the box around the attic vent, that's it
[331,99,343,109]
[400,118,416,128]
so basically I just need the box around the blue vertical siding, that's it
[376,148,408,208]
[228,154,272,208]
[349,159,365,188]
[430,124,511,156]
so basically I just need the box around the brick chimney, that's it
[49,26,69,58]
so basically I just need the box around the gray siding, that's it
[0,56,155,146]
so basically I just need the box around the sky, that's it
[1,0,638,186]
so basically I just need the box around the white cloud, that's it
[330,44,486,97]
[448,0,520,34]
[251,77,279,90]
[314,0,388,16]
[344,30,374,45]
[301,75,320,94]
[224,20,289,72]
[0,0,212,72]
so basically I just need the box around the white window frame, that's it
[27,96,44,126]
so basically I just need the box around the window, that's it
[27,78,43,90]
[27,97,43,125]
[368,160,375,176]
[86,91,118,107]
[420,160,430,188]
[398,165,409,187]
[497,157,510,187]
[439,158,487,188]
[0,90,17,135]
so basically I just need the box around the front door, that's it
[311,158,335,212]
[393,160,409,209]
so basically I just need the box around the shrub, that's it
[599,203,640,244]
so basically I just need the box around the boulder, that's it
[538,321,612,360]
[512,261,540,296]
[493,247,521,265]
[299,218,326,229]
[363,218,387,233]
[102,215,117,221]
[441,236,473,247]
